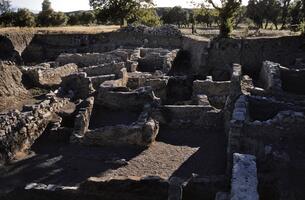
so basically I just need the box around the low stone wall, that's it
[23,63,78,87]
[96,86,159,111]
[13,176,169,200]
[137,48,178,73]
[193,78,231,108]
[70,97,94,143]
[230,153,259,200]
[0,96,70,164]
[153,105,222,129]
[127,72,169,100]
[81,62,125,77]
[90,74,116,90]
[227,95,305,162]
[56,51,127,68]
[60,72,95,99]
[243,109,305,160]
[226,95,249,169]
[71,103,159,147]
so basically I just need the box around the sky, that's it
[10,0,208,12]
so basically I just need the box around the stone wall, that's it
[96,86,159,111]
[153,105,223,129]
[0,96,70,164]
[1,30,303,79]
[227,95,305,162]
[258,61,282,92]
[22,32,182,64]
[207,36,305,78]
[137,48,178,73]
[70,97,94,143]
[71,103,159,147]
[60,72,95,99]
[81,62,125,77]
[22,63,78,87]
[127,72,169,100]
[226,95,249,169]
[230,153,259,200]
[193,77,231,108]
[56,51,128,68]
[182,35,210,75]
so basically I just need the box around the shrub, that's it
[14,8,36,27]
[0,11,16,27]
[51,12,68,26]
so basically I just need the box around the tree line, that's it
[0,0,304,37]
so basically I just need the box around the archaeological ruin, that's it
[0,25,305,200]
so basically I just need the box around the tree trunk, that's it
[265,21,268,29]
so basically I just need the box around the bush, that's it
[38,11,68,26]
[14,8,35,27]
[37,9,53,26]
[51,12,68,26]
[130,8,161,27]
[0,11,16,27]
[68,14,80,25]
[80,11,95,25]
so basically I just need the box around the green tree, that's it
[233,5,247,28]
[195,7,218,27]
[206,0,242,38]
[0,11,15,27]
[37,0,54,26]
[161,6,188,27]
[37,0,67,26]
[290,0,302,25]
[263,0,281,29]
[280,0,292,29]
[80,11,96,24]
[90,0,153,26]
[246,0,265,28]
[130,7,161,26]
[50,12,68,26]
[67,14,80,25]
[14,8,36,27]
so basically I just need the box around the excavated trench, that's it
[0,30,305,200]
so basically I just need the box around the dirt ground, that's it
[0,126,226,193]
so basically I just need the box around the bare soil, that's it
[0,126,226,193]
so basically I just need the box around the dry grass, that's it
[0,25,120,35]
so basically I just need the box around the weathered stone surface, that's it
[56,50,128,68]
[154,105,223,129]
[119,24,182,37]
[259,61,282,92]
[70,97,94,143]
[0,96,70,164]
[79,115,159,147]
[60,72,95,99]
[230,153,259,200]
[96,86,159,111]
[23,63,78,87]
